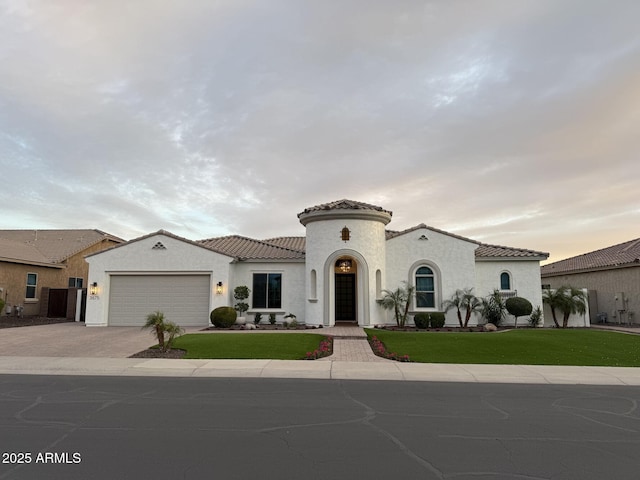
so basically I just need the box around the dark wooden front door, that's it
[335,274,356,321]
[47,289,68,318]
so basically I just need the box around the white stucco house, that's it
[85,199,549,327]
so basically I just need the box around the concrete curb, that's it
[2,356,640,385]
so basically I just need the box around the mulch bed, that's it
[374,326,503,332]
[0,316,75,329]
[201,324,323,331]
[129,348,187,359]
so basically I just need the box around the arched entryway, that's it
[334,257,357,322]
[323,250,370,326]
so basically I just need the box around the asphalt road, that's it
[1,375,639,480]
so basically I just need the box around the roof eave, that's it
[0,257,65,269]
[541,261,640,277]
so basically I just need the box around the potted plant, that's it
[233,286,250,325]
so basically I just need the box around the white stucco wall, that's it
[85,233,233,326]
[475,259,544,326]
[385,227,478,326]
[229,261,305,325]
[304,218,387,326]
[542,288,591,328]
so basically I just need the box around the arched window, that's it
[500,272,511,290]
[415,266,435,308]
[310,269,317,299]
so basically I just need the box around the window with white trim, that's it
[252,273,282,309]
[500,272,511,291]
[415,266,436,308]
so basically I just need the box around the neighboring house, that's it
[541,238,640,325]
[85,199,548,327]
[0,230,124,318]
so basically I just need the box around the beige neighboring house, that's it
[541,238,640,325]
[0,230,124,318]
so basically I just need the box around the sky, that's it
[1,0,639,264]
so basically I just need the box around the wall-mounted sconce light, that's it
[90,282,98,296]
[216,282,223,295]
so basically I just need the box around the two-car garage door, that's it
[108,275,210,327]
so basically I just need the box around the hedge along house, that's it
[85,199,548,328]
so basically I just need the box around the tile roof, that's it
[0,237,60,267]
[298,199,392,217]
[541,237,640,275]
[199,235,306,261]
[85,229,226,259]
[263,236,306,252]
[475,243,549,259]
[386,224,547,259]
[265,229,546,260]
[386,223,479,245]
[0,229,124,265]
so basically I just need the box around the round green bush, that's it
[505,297,533,318]
[210,306,237,328]
[413,313,430,329]
[429,312,446,328]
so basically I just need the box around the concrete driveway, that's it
[0,322,198,357]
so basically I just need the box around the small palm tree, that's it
[443,288,482,327]
[379,282,415,327]
[543,286,587,328]
[163,321,184,351]
[143,311,167,350]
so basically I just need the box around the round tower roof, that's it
[298,199,392,226]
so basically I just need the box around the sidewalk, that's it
[1,355,640,385]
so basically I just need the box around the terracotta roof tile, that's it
[263,236,306,252]
[199,235,305,261]
[298,199,392,217]
[541,237,640,275]
[475,243,549,259]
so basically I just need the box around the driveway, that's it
[0,322,199,357]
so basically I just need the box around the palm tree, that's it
[379,282,415,327]
[543,286,587,328]
[143,311,167,351]
[443,288,482,327]
[164,321,184,351]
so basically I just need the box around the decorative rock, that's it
[244,323,256,330]
[483,323,497,332]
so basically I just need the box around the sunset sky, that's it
[1,0,638,263]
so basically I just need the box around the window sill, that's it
[307,298,318,303]
[23,299,39,304]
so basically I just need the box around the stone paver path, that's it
[320,325,391,362]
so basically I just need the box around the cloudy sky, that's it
[1,0,638,263]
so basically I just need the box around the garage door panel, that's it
[109,275,210,327]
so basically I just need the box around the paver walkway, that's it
[320,325,390,363]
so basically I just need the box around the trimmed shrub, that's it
[429,312,446,328]
[506,297,533,328]
[414,313,430,329]
[210,306,237,328]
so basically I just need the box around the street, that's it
[1,375,639,479]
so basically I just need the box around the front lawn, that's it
[171,333,329,360]
[366,329,640,366]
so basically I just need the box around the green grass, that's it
[171,333,328,360]
[366,329,640,366]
